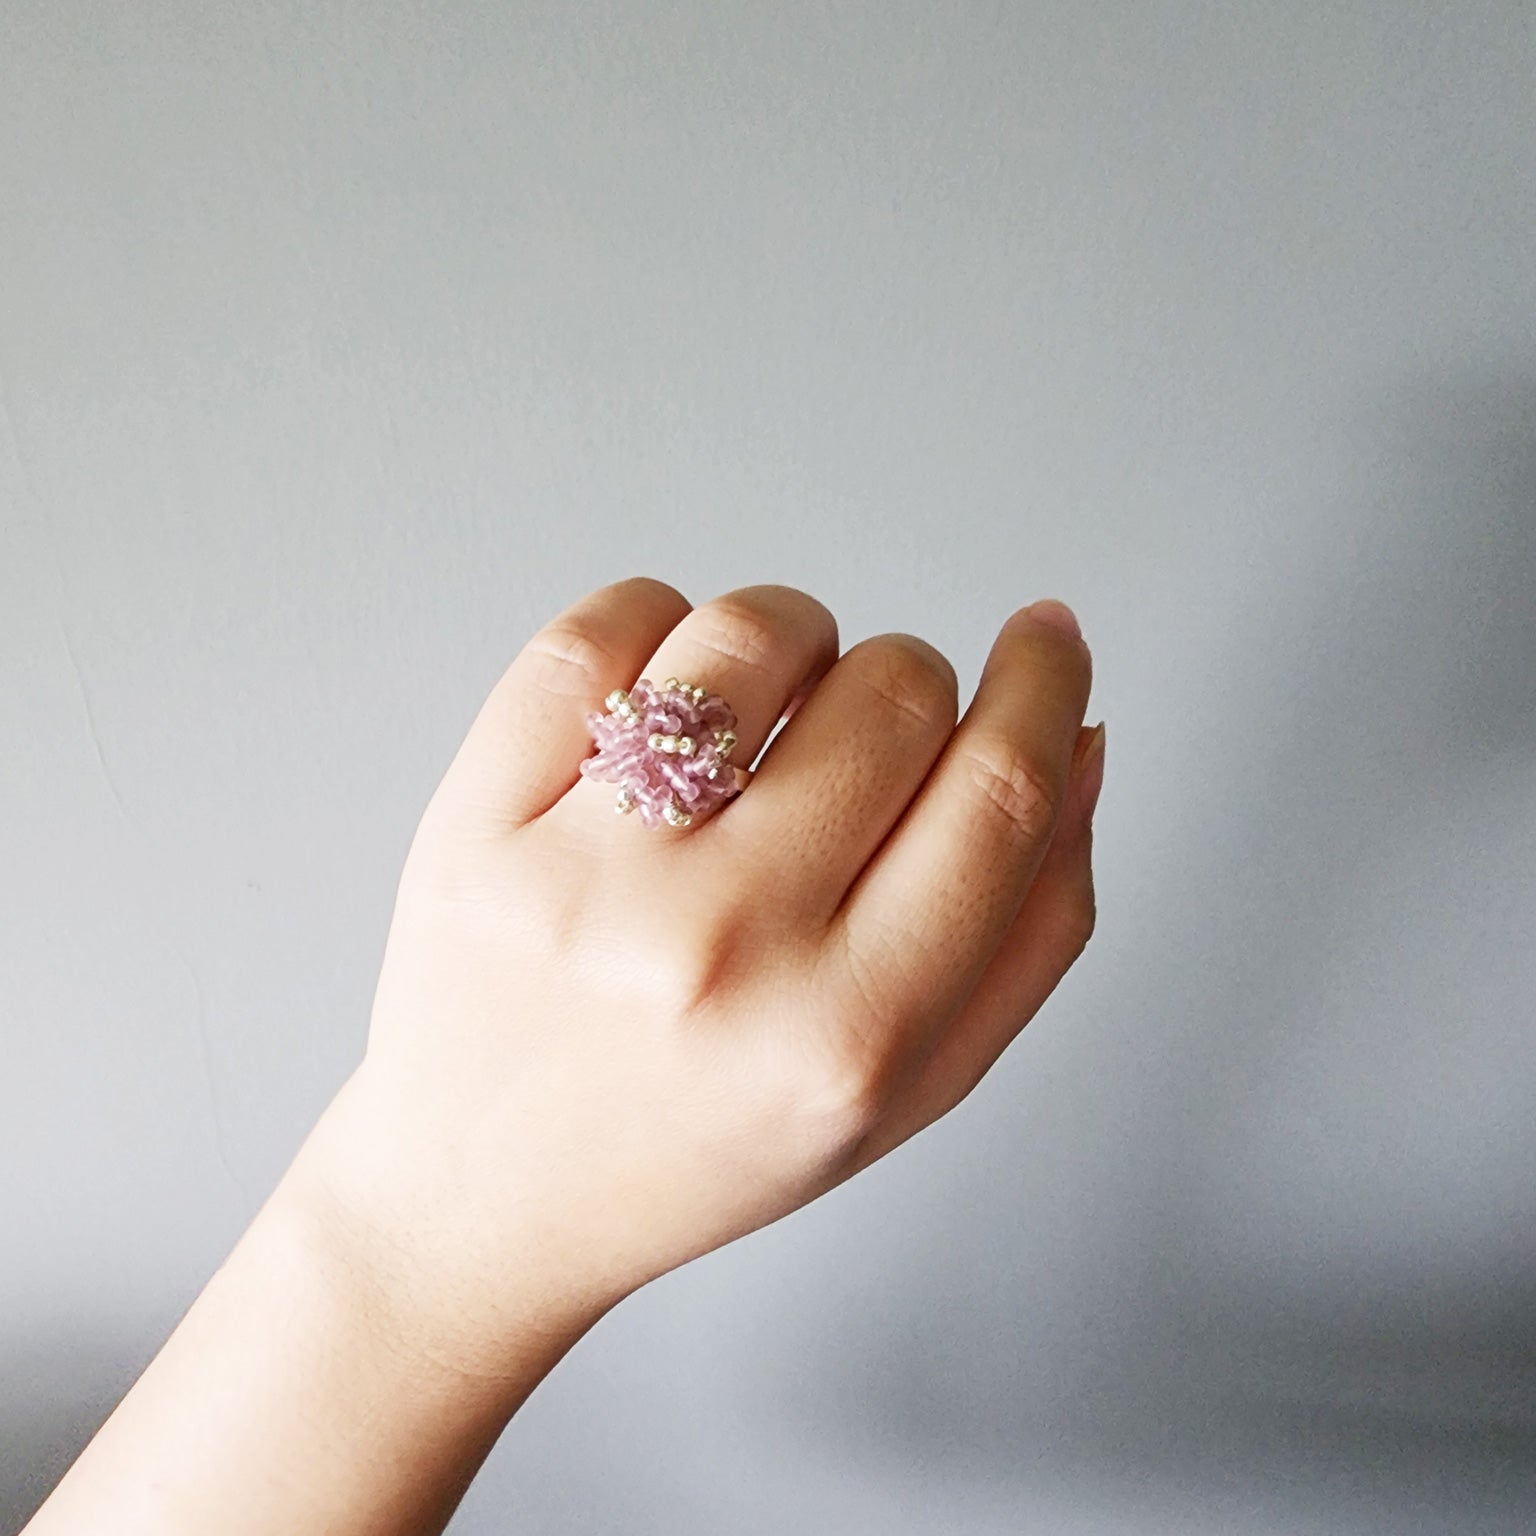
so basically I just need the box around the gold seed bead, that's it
[664,677,679,690]
[677,736,695,756]
[605,688,628,711]
[615,786,637,814]
[662,800,692,827]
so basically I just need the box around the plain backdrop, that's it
[3,3,1534,1532]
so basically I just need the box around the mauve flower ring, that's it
[579,676,744,829]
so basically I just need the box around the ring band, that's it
[580,676,743,829]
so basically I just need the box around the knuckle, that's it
[809,1054,884,1145]
[792,1027,887,1152]
[523,623,621,697]
[403,788,490,888]
[851,635,959,732]
[397,818,526,931]
[962,738,1062,845]
[686,597,784,677]
[629,905,753,1021]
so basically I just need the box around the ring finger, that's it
[543,582,839,848]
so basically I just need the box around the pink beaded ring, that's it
[578,676,744,829]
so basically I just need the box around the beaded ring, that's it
[579,676,743,829]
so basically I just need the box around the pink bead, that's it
[579,677,743,829]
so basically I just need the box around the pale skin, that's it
[23,577,1105,1535]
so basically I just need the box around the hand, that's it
[24,576,1104,1536]
[296,577,1104,1375]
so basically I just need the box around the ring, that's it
[579,676,744,829]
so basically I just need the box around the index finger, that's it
[821,600,1092,1061]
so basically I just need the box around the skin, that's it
[22,577,1105,1536]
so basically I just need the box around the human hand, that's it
[295,577,1103,1376]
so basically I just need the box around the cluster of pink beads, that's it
[579,676,742,829]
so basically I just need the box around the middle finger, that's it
[705,632,960,922]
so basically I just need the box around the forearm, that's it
[22,1088,609,1536]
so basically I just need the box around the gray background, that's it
[3,2,1533,1531]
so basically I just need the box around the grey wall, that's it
[3,3,1534,1531]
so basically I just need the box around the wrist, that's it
[275,1065,623,1390]
[25,1090,567,1536]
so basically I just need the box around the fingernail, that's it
[1078,721,1106,823]
[1025,598,1082,642]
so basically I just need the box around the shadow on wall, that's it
[1066,368,1536,1522]
[765,370,1536,1529]
[0,1327,155,1532]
